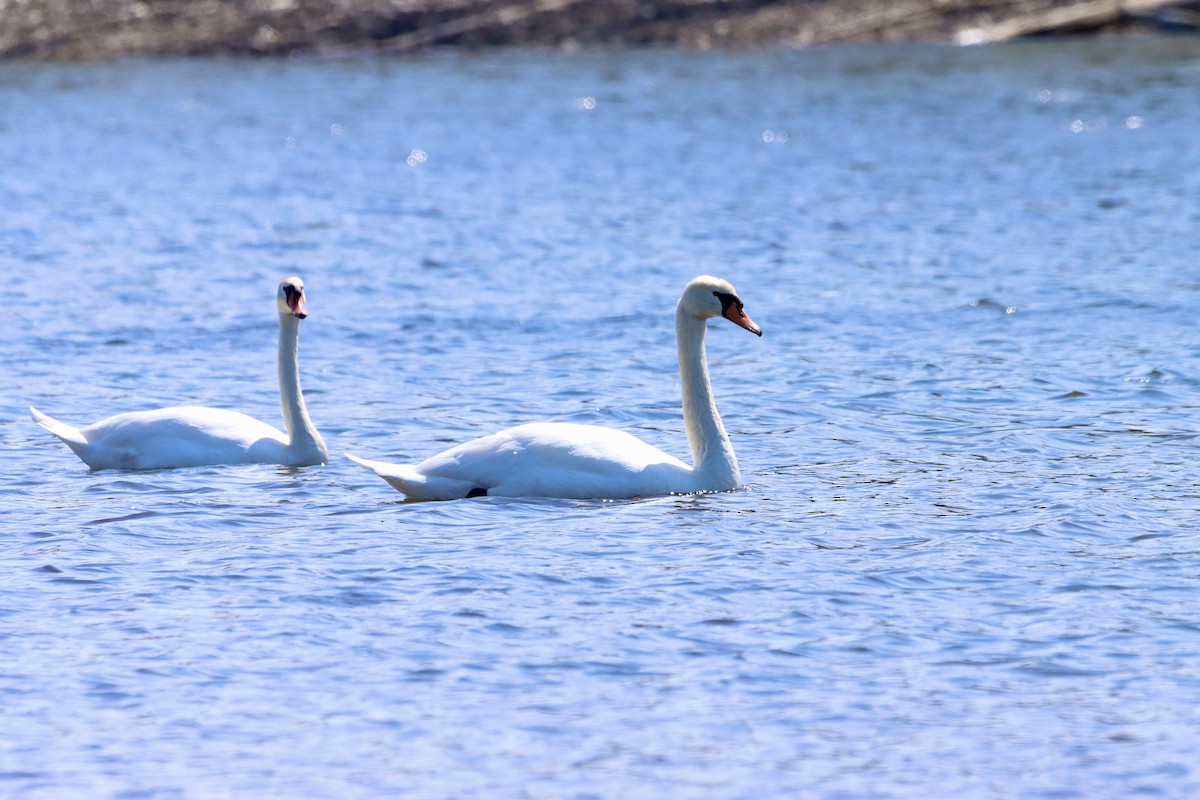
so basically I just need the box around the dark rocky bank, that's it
[2,0,1199,60]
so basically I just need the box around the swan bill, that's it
[715,292,762,336]
[283,282,308,319]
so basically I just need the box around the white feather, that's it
[348,275,760,501]
[31,277,328,471]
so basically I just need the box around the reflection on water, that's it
[3,37,1200,798]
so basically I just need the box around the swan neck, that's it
[278,314,327,460]
[676,306,739,488]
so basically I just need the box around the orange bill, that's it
[289,292,308,318]
[723,304,762,336]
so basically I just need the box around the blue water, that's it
[3,38,1200,798]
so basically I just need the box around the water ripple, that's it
[3,39,1200,800]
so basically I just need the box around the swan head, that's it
[681,275,762,336]
[277,276,308,319]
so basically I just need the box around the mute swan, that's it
[347,275,761,501]
[30,277,328,471]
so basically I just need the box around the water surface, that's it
[3,38,1200,798]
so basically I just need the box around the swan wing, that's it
[39,406,290,470]
[413,422,693,500]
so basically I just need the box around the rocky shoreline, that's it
[1,0,1198,60]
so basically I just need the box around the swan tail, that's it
[30,406,101,466]
[345,453,480,501]
[30,406,87,447]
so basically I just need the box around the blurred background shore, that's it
[2,0,1199,60]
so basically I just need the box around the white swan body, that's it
[31,277,328,471]
[348,275,761,501]
[347,423,694,502]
